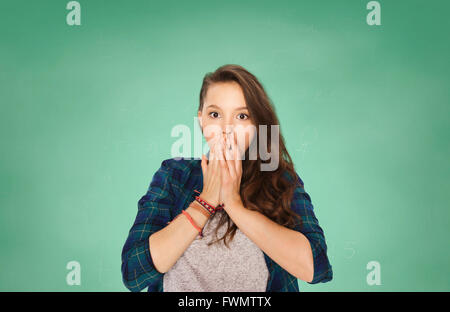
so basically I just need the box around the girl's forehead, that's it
[205,83,247,109]
[204,102,248,112]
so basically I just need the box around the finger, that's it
[209,142,214,161]
[211,139,220,161]
[216,137,225,161]
[212,137,224,161]
[216,139,224,165]
[233,132,245,160]
[219,152,229,180]
[211,140,222,172]
[210,139,217,162]
[201,154,207,177]
[217,139,227,169]
[232,132,242,174]
[225,135,236,179]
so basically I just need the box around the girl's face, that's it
[198,81,256,157]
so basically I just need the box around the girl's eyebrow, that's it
[207,104,248,111]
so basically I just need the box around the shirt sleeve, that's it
[290,172,333,284]
[121,159,174,292]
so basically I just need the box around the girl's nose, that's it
[223,125,233,135]
[222,129,232,142]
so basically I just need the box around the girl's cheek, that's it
[202,122,222,142]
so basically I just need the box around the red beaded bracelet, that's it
[193,189,224,214]
[194,196,217,215]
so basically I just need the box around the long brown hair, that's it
[198,64,303,248]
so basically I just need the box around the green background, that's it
[1,0,449,291]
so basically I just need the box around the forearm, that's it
[149,201,209,273]
[225,199,314,282]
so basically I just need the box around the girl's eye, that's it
[237,113,249,120]
[209,112,219,118]
[208,112,249,120]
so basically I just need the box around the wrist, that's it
[186,205,209,228]
[190,200,212,219]
[224,195,243,208]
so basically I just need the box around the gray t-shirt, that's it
[163,209,269,292]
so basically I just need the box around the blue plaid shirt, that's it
[121,157,333,292]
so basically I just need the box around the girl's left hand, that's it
[218,132,243,207]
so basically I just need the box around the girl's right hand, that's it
[200,138,224,208]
